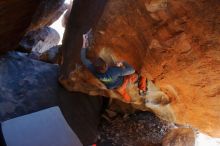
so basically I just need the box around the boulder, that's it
[27,45,61,64]
[60,0,220,137]
[37,45,61,64]
[0,0,43,53]
[162,128,195,146]
[0,52,103,145]
[27,0,67,31]
[0,52,59,121]
[62,1,73,27]
[19,27,60,53]
[0,0,66,54]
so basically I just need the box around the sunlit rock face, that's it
[162,128,195,146]
[19,26,60,53]
[60,0,220,137]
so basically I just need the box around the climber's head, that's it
[93,57,108,73]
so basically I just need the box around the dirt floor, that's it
[98,109,174,146]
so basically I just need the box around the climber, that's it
[80,31,139,102]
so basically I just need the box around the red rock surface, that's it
[91,0,220,137]
[60,0,220,137]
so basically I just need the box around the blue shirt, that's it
[80,48,135,89]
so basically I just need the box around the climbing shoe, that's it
[139,89,147,96]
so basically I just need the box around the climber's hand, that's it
[82,29,92,49]
[116,62,124,67]
[82,33,89,48]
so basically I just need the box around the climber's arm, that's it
[80,47,95,72]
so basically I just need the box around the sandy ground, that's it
[98,111,174,146]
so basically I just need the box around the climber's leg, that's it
[117,87,131,102]
[116,78,130,102]
[138,76,147,91]
[127,73,138,83]
[116,74,138,102]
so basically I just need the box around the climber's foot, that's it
[139,90,147,96]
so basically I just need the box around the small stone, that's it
[105,109,117,118]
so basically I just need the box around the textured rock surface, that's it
[19,26,60,53]
[0,52,103,145]
[162,128,195,146]
[0,52,58,121]
[62,1,73,27]
[0,0,65,54]
[27,0,66,31]
[60,0,220,137]
[37,45,61,64]
[0,0,42,53]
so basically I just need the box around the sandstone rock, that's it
[19,26,60,53]
[0,52,103,145]
[0,0,66,54]
[62,1,73,27]
[27,0,67,31]
[0,52,59,121]
[60,0,220,137]
[38,45,61,64]
[145,0,168,13]
[28,45,61,64]
[162,128,196,146]
[0,0,43,53]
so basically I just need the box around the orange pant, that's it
[138,76,147,91]
[116,74,138,102]
[116,75,147,102]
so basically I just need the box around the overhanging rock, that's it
[60,0,220,137]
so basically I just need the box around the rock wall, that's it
[19,26,60,53]
[27,0,66,31]
[162,128,195,146]
[0,0,65,54]
[0,52,103,145]
[0,0,42,53]
[60,0,220,137]
[91,0,220,137]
